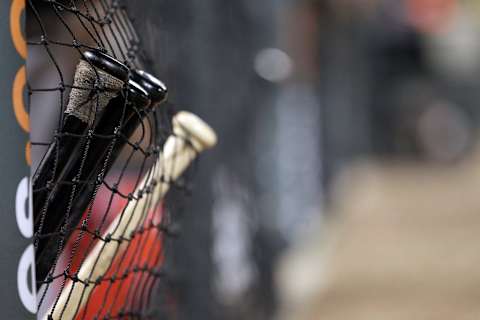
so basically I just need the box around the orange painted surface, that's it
[12,65,28,132]
[10,0,27,59]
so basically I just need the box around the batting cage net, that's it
[27,1,212,319]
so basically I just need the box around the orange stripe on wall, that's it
[12,65,29,132]
[10,0,27,59]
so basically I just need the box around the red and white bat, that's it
[44,111,217,320]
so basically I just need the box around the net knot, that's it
[45,275,54,284]
[69,5,79,13]
[59,225,66,236]
[145,185,152,194]
[46,181,54,191]
[92,76,105,91]
[145,147,153,157]
[102,17,112,26]
[71,273,80,283]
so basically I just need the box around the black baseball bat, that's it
[35,71,167,282]
[33,49,128,226]
[34,50,129,282]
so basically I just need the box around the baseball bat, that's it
[34,50,129,281]
[36,71,168,281]
[34,80,151,282]
[45,111,217,320]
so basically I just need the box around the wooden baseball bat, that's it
[44,111,217,320]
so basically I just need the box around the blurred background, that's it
[30,0,480,319]
[130,0,480,319]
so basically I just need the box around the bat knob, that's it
[173,111,217,151]
[82,49,129,82]
[131,70,168,106]
[127,80,151,109]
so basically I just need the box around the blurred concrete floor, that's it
[278,151,480,320]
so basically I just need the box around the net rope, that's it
[28,1,187,318]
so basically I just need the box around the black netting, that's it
[27,1,196,319]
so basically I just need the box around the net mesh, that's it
[27,0,188,318]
